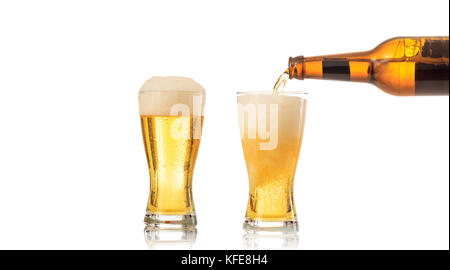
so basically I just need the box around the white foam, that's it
[139,76,205,116]
[238,94,307,139]
[139,76,205,94]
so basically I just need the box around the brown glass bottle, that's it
[288,37,449,96]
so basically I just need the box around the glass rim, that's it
[139,90,205,95]
[236,91,308,95]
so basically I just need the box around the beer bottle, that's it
[287,37,449,96]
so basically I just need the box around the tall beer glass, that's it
[139,77,205,228]
[237,92,307,230]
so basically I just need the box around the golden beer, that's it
[238,92,307,230]
[139,76,205,228]
[141,115,203,214]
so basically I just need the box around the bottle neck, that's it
[289,52,373,83]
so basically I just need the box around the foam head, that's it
[139,76,206,116]
[237,93,307,140]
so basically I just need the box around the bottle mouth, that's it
[288,55,305,80]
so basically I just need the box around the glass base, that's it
[144,226,197,249]
[243,227,299,249]
[243,218,298,232]
[144,212,197,229]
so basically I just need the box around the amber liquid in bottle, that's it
[286,37,449,96]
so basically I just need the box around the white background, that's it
[0,0,448,250]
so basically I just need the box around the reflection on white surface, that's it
[144,226,197,250]
[243,228,299,250]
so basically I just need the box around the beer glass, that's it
[237,91,307,230]
[139,77,205,228]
